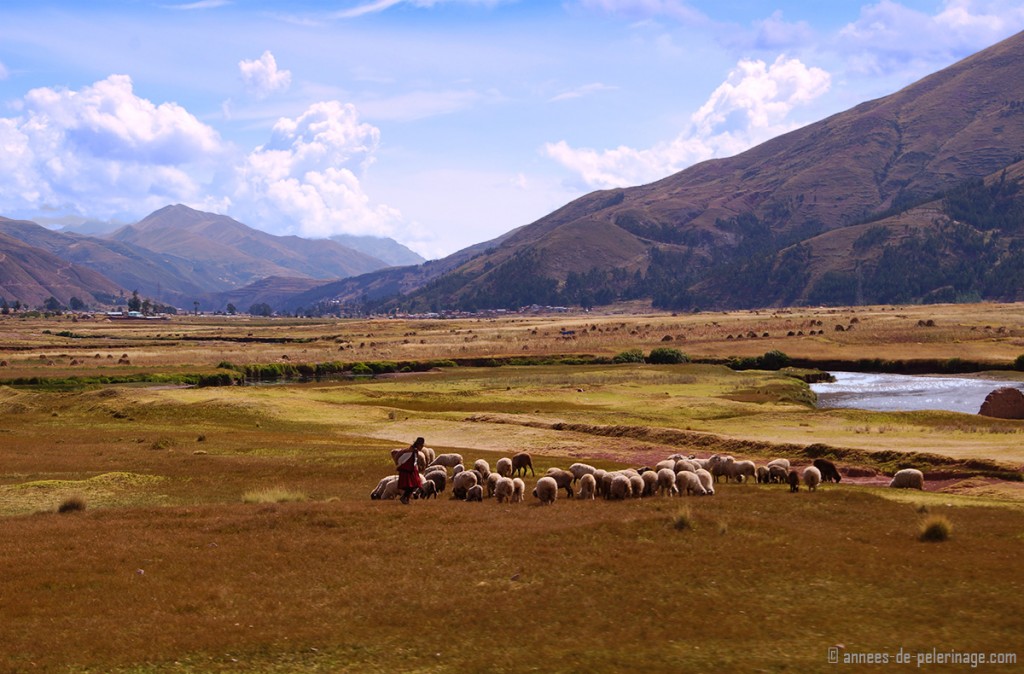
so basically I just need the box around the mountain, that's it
[329,234,425,267]
[108,205,389,290]
[296,29,1024,312]
[0,222,124,308]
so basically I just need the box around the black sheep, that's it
[813,458,842,483]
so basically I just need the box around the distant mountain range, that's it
[0,205,423,311]
[3,31,1024,314]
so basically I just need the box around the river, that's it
[810,371,1023,414]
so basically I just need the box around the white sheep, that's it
[655,459,677,473]
[578,474,597,499]
[421,446,436,465]
[889,468,925,490]
[452,463,465,478]
[674,459,700,473]
[629,474,645,499]
[486,472,500,497]
[729,459,757,483]
[370,475,399,500]
[429,453,463,469]
[452,470,479,499]
[676,470,706,496]
[569,462,597,483]
[641,470,659,497]
[474,459,491,479]
[767,458,791,471]
[423,471,447,494]
[707,454,735,482]
[608,474,632,500]
[533,476,558,505]
[466,484,484,501]
[495,477,515,503]
[423,464,448,477]
[511,477,526,503]
[803,465,822,491]
[593,469,608,497]
[656,468,678,497]
[695,468,715,495]
[496,457,513,478]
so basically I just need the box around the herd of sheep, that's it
[369,445,927,503]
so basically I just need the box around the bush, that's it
[919,515,952,542]
[647,347,687,364]
[1015,354,1024,371]
[758,349,792,370]
[58,495,87,514]
[613,348,645,364]
[350,362,373,376]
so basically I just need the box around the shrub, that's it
[613,348,645,364]
[58,495,87,514]
[919,515,952,542]
[758,349,792,370]
[647,347,687,365]
[672,507,696,531]
[350,362,373,376]
[1015,354,1024,371]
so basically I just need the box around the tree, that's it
[127,290,142,312]
[141,299,153,315]
[43,296,63,312]
[249,302,273,317]
[193,300,200,316]
[226,303,237,315]
[69,296,85,311]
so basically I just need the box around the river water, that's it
[810,371,1024,414]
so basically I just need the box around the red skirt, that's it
[398,467,422,490]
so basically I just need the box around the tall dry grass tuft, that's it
[241,487,308,504]
[57,495,87,514]
[919,514,953,542]
[672,506,696,531]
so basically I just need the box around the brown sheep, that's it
[511,452,535,477]
[545,468,575,498]
[788,470,800,493]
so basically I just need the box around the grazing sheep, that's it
[533,476,558,504]
[578,474,597,499]
[429,453,464,469]
[803,465,822,491]
[768,465,789,484]
[569,462,597,483]
[495,477,515,503]
[655,459,677,473]
[593,469,608,497]
[608,474,632,500]
[466,484,484,502]
[813,458,842,483]
[370,475,399,500]
[452,464,465,478]
[424,470,447,495]
[474,459,491,479]
[486,472,500,497]
[423,464,447,477]
[452,471,479,500]
[788,470,800,493]
[657,468,678,497]
[729,459,757,483]
[629,474,645,499]
[708,454,735,482]
[767,458,791,471]
[511,452,535,477]
[600,472,615,499]
[512,478,526,503]
[546,469,576,498]
[416,481,438,500]
[756,465,769,484]
[496,457,513,478]
[674,459,700,473]
[677,470,706,496]
[640,470,658,497]
[695,468,715,495]
[421,447,436,466]
[889,468,925,490]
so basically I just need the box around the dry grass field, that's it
[2,303,1024,672]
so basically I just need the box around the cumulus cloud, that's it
[0,75,223,219]
[544,55,830,189]
[239,51,292,99]
[838,0,1024,74]
[233,101,403,239]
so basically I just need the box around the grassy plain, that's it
[1,303,1024,672]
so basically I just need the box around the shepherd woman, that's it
[395,437,425,504]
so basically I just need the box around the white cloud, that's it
[0,75,223,219]
[544,55,830,189]
[838,0,1024,75]
[0,61,8,80]
[549,82,616,102]
[233,101,404,239]
[750,11,814,50]
[332,0,506,20]
[161,0,232,9]
[239,51,292,99]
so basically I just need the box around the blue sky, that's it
[2,1,1023,258]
